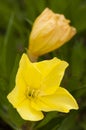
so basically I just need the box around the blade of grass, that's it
[2,13,14,73]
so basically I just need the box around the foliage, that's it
[0,0,86,130]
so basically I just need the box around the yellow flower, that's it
[28,8,76,60]
[7,54,78,121]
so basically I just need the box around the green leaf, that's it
[36,112,58,129]
[69,0,86,32]
[71,42,86,80]
[58,112,77,130]
[1,13,14,76]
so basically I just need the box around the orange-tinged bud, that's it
[28,8,76,61]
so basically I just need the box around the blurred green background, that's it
[0,0,86,130]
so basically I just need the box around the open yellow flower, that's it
[7,54,78,121]
[28,8,76,61]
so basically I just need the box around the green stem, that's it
[2,13,14,73]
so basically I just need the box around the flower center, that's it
[26,88,39,99]
[28,89,35,98]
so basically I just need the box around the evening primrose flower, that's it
[28,8,76,61]
[7,54,78,121]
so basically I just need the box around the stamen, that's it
[26,88,39,99]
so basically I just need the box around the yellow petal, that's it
[7,67,27,107]
[35,57,68,95]
[18,53,42,89]
[41,60,68,95]
[31,87,79,113]
[17,99,44,121]
[7,53,42,107]
[34,57,61,76]
[7,87,26,108]
[28,8,76,57]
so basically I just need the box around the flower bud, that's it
[28,8,76,60]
